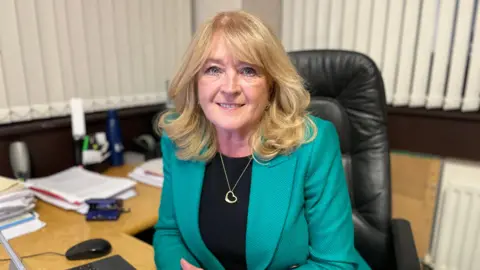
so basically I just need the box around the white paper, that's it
[25,167,136,204]
[0,212,35,231]
[139,158,163,175]
[0,177,23,191]
[114,188,137,200]
[32,191,89,214]
[2,218,45,240]
[0,197,35,213]
[0,189,34,203]
[33,187,135,215]
[0,205,35,223]
[0,186,36,222]
[129,167,163,188]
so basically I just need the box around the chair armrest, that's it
[391,218,421,270]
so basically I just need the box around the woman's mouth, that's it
[217,103,245,109]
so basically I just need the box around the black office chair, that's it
[288,50,420,270]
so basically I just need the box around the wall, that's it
[391,152,441,259]
[242,0,282,36]
[193,0,242,30]
[192,0,282,36]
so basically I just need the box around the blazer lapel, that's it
[246,154,298,269]
[172,159,224,269]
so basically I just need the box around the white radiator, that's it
[424,159,480,270]
[281,0,480,112]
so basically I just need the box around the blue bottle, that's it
[106,110,124,166]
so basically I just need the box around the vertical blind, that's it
[0,0,192,124]
[282,0,480,112]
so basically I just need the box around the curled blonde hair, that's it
[158,10,317,162]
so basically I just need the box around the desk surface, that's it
[0,164,162,270]
[33,165,162,235]
[0,230,155,270]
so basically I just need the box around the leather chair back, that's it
[288,50,393,269]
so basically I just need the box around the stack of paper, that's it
[25,167,137,214]
[128,158,164,188]
[0,177,45,240]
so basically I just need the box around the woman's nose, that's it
[221,72,240,94]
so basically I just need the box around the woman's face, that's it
[197,34,270,136]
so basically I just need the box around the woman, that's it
[153,11,371,270]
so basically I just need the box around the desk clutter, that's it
[0,177,45,240]
[128,158,164,188]
[71,98,124,168]
[85,198,130,221]
[0,163,158,269]
[25,167,137,214]
[0,231,136,270]
[81,132,110,166]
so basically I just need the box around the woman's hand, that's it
[180,258,203,270]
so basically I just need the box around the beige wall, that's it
[391,152,441,259]
[242,0,282,37]
[192,0,282,37]
[193,0,242,30]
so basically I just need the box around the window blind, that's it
[282,0,480,112]
[0,0,192,124]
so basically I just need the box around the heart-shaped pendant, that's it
[225,191,238,204]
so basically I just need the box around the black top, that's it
[199,153,252,270]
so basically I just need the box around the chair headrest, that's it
[308,98,351,153]
[288,50,388,152]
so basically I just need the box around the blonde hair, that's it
[158,10,317,162]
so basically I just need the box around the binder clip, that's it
[85,198,130,221]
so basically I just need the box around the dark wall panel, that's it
[0,105,164,178]
[1,104,479,178]
[388,107,480,161]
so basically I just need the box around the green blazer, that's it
[153,116,371,270]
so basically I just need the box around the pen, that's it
[83,135,90,151]
[144,170,163,177]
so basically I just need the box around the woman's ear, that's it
[269,82,276,102]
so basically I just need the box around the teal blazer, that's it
[153,116,371,270]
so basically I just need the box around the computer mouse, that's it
[66,238,112,260]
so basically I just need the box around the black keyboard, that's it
[67,255,136,270]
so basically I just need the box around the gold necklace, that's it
[219,153,253,204]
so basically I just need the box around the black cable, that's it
[0,251,65,262]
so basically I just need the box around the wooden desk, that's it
[31,165,162,235]
[0,164,162,270]
[0,230,155,270]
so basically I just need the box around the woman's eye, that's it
[240,67,257,77]
[205,66,221,75]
